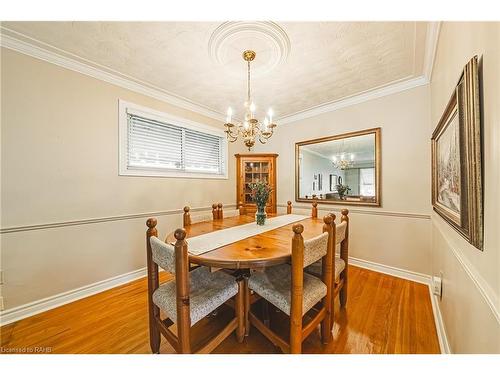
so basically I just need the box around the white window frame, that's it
[118,99,228,179]
[359,167,375,196]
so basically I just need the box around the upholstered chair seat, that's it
[149,236,238,326]
[246,218,336,354]
[248,264,327,316]
[249,231,330,316]
[152,266,238,326]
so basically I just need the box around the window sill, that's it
[119,168,228,180]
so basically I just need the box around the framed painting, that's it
[431,56,483,250]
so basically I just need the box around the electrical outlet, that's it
[439,271,444,300]
[432,272,443,299]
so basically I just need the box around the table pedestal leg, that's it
[244,275,251,336]
[235,276,245,343]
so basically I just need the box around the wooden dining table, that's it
[165,212,326,338]
[165,213,325,270]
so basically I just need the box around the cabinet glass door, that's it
[244,160,270,204]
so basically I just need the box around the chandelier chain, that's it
[247,61,251,103]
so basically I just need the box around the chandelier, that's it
[332,153,354,170]
[224,50,277,150]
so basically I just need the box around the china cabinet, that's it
[235,154,278,214]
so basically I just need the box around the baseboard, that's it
[348,256,450,353]
[0,268,147,326]
[348,256,431,285]
[1,257,452,354]
[428,285,451,354]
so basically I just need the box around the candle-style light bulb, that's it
[332,156,337,162]
[341,153,345,160]
[244,120,249,130]
[350,153,355,161]
[226,107,232,123]
[250,102,256,118]
[264,117,269,131]
[268,108,273,123]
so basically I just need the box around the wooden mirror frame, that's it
[295,127,381,207]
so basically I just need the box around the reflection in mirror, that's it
[295,128,380,206]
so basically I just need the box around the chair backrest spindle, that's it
[312,201,318,218]
[321,215,334,327]
[290,224,305,352]
[340,209,349,263]
[287,201,292,214]
[183,206,191,227]
[146,218,160,308]
[174,228,191,353]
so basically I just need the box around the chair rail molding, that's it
[277,203,431,220]
[433,214,500,326]
[0,204,237,234]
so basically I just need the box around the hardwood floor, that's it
[0,266,440,354]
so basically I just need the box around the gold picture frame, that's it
[431,56,483,250]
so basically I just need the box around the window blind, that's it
[127,113,224,175]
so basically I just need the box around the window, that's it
[119,100,227,179]
[359,168,375,196]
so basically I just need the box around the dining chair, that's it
[247,215,335,354]
[182,204,217,226]
[287,202,349,311]
[146,218,245,354]
[285,200,318,217]
[220,202,244,219]
[305,209,350,319]
[183,203,243,227]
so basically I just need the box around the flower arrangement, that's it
[336,183,351,200]
[248,181,272,225]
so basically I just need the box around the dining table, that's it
[164,212,327,337]
[165,212,326,270]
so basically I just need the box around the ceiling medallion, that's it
[208,21,290,77]
[224,50,277,150]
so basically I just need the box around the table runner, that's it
[186,214,308,255]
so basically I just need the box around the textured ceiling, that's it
[2,21,429,120]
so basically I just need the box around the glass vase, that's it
[255,205,267,226]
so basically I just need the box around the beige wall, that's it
[430,22,500,353]
[254,84,433,276]
[0,48,245,310]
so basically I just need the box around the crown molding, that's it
[1,22,441,126]
[278,75,429,125]
[423,21,442,81]
[277,22,441,126]
[0,27,226,122]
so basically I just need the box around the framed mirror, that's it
[295,128,381,206]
